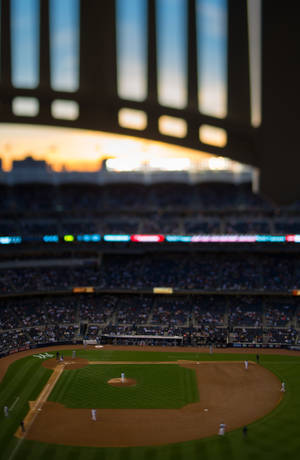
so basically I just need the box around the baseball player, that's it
[280,381,286,392]
[91,409,97,421]
[244,360,248,370]
[4,405,8,417]
[218,422,226,436]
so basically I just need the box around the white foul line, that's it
[9,396,20,412]
[7,364,64,460]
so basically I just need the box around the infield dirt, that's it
[18,359,282,446]
[0,346,288,447]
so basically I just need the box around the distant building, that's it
[10,156,52,184]
[12,156,50,172]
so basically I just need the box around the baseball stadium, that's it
[1,0,300,459]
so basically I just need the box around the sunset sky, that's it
[0,123,218,172]
[0,0,259,172]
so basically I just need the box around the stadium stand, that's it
[1,182,300,356]
[1,291,300,356]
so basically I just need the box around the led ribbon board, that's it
[1,234,299,245]
[131,234,165,242]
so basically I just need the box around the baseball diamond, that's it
[0,345,299,460]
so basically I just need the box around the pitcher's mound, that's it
[108,377,136,387]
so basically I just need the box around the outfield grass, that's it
[1,349,300,460]
[0,356,52,460]
[49,364,199,409]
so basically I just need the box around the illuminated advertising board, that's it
[73,287,95,293]
[64,235,75,242]
[77,234,101,242]
[166,235,192,242]
[103,234,130,242]
[43,235,59,242]
[0,236,22,244]
[131,234,165,243]
[153,287,173,294]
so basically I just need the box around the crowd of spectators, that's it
[1,252,300,293]
[229,297,263,327]
[264,303,293,327]
[230,328,264,344]
[1,294,300,354]
[3,182,300,238]
[264,328,297,345]
[0,329,31,354]
[224,220,271,234]
[2,181,300,243]
[2,181,300,355]
[0,215,284,236]
[27,324,79,344]
[3,214,300,237]
[79,295,117,323]
[192,297,225,327]
[5,214,300,236]
[0,264,99,293]
[99,253,300,291]
[0,183,272,213]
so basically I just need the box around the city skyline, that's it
[0,123,248,175]
[0,123,218,173]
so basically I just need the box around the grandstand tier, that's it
[1,183,300,357]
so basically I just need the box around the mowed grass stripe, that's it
[0,358,51,425]
[21,444,89,460]
[0,359,52,460]
[55,348,300,365]
[2,350,300,460]
[47,369,75,403]
[73,350,251,363]
[49,364,199,409]
[73,349,300,365]
[0,358,40,406]
[10,439,56,460]
[0,369,51,451]
[183,366,199,404]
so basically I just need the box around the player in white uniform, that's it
[244,360,248,370]
[91,409,97,421]
[4,405,8,417]
[218,422,226,436]
[280,381,286,392]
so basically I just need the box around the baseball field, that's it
[0,345,299,460]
